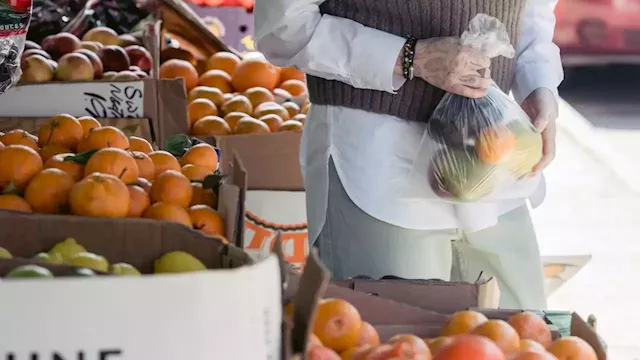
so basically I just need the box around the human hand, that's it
[413,37,493,98]
[521,88,559,173]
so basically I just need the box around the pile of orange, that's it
[0,114,227,241]
[158,51,308,136]
[286,300,598,360]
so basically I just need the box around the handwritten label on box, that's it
[0,81,145,118]
[84,83,144,118]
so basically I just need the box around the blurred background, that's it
[534,0,640,359]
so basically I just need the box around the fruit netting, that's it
[424,14,543,203]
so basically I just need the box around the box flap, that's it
[571,313,607,360]
[333,277,498,314]
[324,284,450,327]
[142,20,162,79]
[217,150,248,247]
[154,78,189,146]
[289,250,330,354]
[216,132,304,191]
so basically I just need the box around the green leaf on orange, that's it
[63,149,99,165]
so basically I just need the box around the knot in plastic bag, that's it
[460,13,515,59]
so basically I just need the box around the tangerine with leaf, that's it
[44,153,85,181]
[84,148,140,184]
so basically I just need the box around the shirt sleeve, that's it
[254,0,406,93]
[511,0,565,104]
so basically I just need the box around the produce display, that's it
[0,237,211,276]
[0,6,605,360]
[27,0,150,45]
[426,15,543,202]
[20,27,152,83]
[159,50,309,136]
[0,114,226,240]
[287,300,598,360]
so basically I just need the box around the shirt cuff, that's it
[512,62,563,104]
[348,25,407,94]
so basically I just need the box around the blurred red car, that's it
[554,0,640,66]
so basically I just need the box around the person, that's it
[254,0,563,309]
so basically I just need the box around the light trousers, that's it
[314,159,547,310]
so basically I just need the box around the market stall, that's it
[0,0,607,359]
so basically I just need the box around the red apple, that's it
[125,45,152,73]
[97,45,130,72]
[41,33,81,60]
[75,49,104,79]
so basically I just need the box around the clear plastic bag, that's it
[0,0,32,94]
[426,14,543,202]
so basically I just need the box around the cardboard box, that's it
[213,132,308,268]
[0,117,154,143]
[0,152,284,360]
[0,256,282,359]
[285,253,608,359]
[0,150,246,265]
[0,78,188,147]
[332,276,500,313]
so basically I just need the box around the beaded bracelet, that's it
[402,36,418,81]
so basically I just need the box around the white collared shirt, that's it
[254,0,564,243]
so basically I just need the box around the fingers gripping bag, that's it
[426,14,543,203]
[0,0,32,93]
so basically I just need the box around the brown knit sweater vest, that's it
[306,0,528,122]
